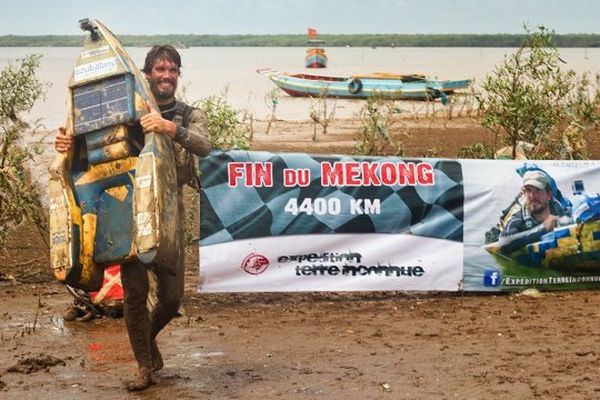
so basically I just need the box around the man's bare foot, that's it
[151,340,164,371]
[125,367,155,391]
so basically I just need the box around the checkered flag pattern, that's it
[200,151,464,246]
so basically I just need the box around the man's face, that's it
[146,58,179,101]
[523,185,551,215]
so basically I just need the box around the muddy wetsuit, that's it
[120,100,211,371]
[498,198,567,254]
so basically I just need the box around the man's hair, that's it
[142,45,182,74]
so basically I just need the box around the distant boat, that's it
[305,39,327,68]
[257,68,471,101]
[305,47,327,68]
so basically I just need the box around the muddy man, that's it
[56,45,212,391]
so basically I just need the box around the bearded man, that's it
[499,170,568,254]
[55,45,212,391]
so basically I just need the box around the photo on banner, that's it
[463,159,600,292]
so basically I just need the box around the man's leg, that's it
[149,194,186,370]
[149,242,185,371]
[150,255,185,338]
[121,261,154,391]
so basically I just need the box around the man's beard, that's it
[150,79,177,100]
[528,202,546,217]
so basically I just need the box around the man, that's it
[499,170,569,254]
[55,45,212,391]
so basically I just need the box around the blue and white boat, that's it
[258,68,471,101]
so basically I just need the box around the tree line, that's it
[2,33,600,47]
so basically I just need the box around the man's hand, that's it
[542,215,559,232]
[140,106,176,139]
[55,127,73,152]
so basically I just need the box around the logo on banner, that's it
[241,253,270,275]
[483,268,501,287]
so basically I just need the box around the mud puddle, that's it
[0,282,220,399]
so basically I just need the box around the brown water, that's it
[2,46,600,127]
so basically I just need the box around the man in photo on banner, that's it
[499,170,571,254]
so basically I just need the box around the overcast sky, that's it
[2,0,599,35]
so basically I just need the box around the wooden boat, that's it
[305,47,327,68]
[305,40,327,68]
[257,68,471,100]
[48,18,179,291]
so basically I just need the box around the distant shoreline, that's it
[2,33,600,48]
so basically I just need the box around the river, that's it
[2,46,600,128]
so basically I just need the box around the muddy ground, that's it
[2,116,600,399]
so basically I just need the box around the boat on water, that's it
[305,39,327,68]
[257,68,471,101]
[305,47,327,68]
[48,18,180,291]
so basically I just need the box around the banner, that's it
[199,151,600,293]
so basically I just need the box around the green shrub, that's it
[309,88,336,140]
[568,72,600,125]
[477,26,587,160]
[457,143,495,159]
[195,94,251,150]
[0,54,47,248]
[354,95,406,156]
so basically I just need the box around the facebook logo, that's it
[483,268,501,287]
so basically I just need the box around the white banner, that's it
[199,151,600,293]
[199,233,462,292]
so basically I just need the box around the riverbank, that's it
[251,115,491,156]
[2,115,600,399]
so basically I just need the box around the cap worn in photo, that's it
[522,170,549,190]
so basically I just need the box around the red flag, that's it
[307,28,317,37]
